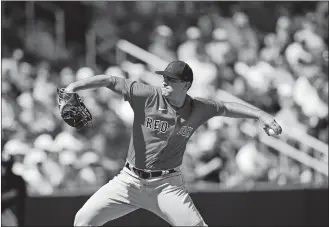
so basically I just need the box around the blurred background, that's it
[1,1,328,226]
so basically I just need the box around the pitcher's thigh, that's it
[156,186,207,226]
[74,177,138,226]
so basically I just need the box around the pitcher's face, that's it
[161,76,187,97]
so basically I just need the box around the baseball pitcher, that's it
[57,61,282,226]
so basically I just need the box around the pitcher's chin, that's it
[161,87,173,96]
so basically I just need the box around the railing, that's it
[114,39,328,176]
[24,1,65,54]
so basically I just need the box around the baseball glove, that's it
[57,88,92,129]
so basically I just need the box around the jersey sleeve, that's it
[115,78,156,111]
[194,97,226,121]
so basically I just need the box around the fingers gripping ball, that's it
[57,88,92,129]
[263,120,282,136]
[263,127,274,136]
[267,128,275,136]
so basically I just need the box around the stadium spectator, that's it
[177,26,202,62]
[2,153,27,226]
[148,25,177,62]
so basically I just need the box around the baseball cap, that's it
[155,61,193,82]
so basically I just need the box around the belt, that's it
[125,162,176,179]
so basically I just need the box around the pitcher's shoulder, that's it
[130,81,158,97]
[191,96,216,106]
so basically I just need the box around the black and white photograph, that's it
[1,1,328,226]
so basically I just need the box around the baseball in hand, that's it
[268,128,275,136]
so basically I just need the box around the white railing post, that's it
[85,28,96,68]
[115,44,126,66]
[55,9,65,50]
[25,1,35,46]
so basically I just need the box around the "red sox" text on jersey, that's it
[145,117,169,133]
[177,126,193,138]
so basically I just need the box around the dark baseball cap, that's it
[155,61,193,82]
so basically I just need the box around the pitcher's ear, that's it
[184,82,192,91]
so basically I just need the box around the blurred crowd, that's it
[2,2,328,196]
[2,57,131,195]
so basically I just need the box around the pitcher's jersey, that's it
[117,78,225,170]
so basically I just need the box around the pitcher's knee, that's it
[74,209,91,226]
[194,219,208,226]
